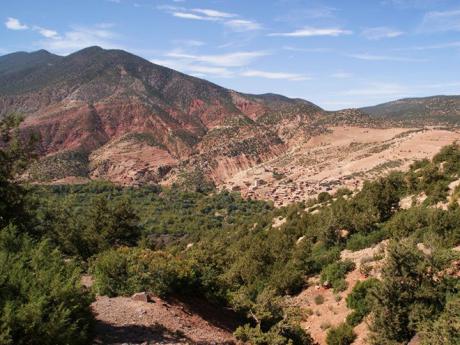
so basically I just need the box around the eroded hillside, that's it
[222,126,460,206]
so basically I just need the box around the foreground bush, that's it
[91,247,197,297]
[0,226,94,345]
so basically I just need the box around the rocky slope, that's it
[0,46,346,185]
[2,47,459,191]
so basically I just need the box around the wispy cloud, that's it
[161,6,262,32]
[33,26,59,38]
[4,17,117,55]
[361,27,404,40]
[395,41,460,51]
[269,27,352,37]
[347,53,425,62]
[275,5,338,23]
[5,17,28,30]
[241,69,310,81]
[173,12,215,21]
[421,9,460,32]
[151,58,234,78]
[38,24,121,55]
[172,39,205,47]
[225,19,262,32]
[165,51,269,67]
[192,8,236,18]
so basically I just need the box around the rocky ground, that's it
[287,241,387,345]
[221,126,460,206]
[92,294,237,345]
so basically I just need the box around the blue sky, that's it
[2,0,460,109]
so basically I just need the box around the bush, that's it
[320,260,356,293]
[318,192,332,203]
[370,241,455,344]
[345,278,380,326]
[326,323,356,345]
[419,294,460,345]
[345,228,388,251]
[0,227,94,345]
[235,319,315,345]
[314,295,325,305]
[91,247,197,297]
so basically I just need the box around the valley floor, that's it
[223,126,460,206]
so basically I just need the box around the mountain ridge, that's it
[1,46,458,187]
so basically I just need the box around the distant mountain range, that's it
[0,46,458,185]
[362,95,460,124]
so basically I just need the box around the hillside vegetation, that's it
[1,115,460,344]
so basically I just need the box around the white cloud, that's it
[192,8,236,18]
[224,19,262,32]
[5,17,28,30]
[241,69,309,81]
[165,51,269,67]
[38,25,121,55]
[151,58,234,78]
[421,9,460,32]
[34,26,59,38]
[347,53,425,62]
[162,6,261,31]
[269,27,352,37]
[362,27,404,40]
[173,12,215,21]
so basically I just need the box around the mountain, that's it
[0,46,368,185]
[0,49,61,76]
[361,95,460,125]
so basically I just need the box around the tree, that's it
[370,241,454,344]
[82,196,141,256]
[0,114,36,229]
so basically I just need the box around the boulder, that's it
[131,292,153,303]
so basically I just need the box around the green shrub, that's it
[326,323,356,345]
[345,278,380,326]
[0,227,94,345]
[419,294,460,345]
[320,260,356,293]
[345,228,388,251]
[234,320,315,345]
[91,247,197,297]
[370,241,455,344]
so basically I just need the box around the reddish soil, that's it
[92,295,238,345]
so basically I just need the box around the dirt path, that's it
[92,295,237,345]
